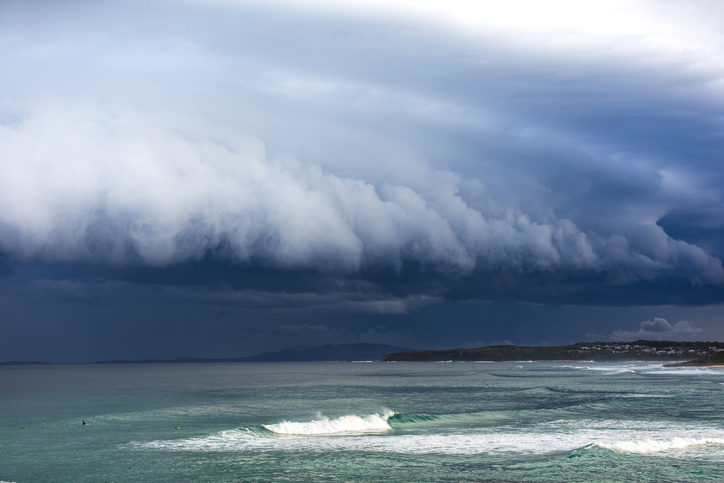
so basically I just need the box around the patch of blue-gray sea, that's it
[2,361,724,482]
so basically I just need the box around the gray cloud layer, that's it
[1,105,720,288]
[2,0,724,305]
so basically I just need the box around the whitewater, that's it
[3,361,724,482]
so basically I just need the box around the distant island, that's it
[382,340,724,362]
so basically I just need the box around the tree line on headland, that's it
[382,340,724,362]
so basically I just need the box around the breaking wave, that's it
[596,437,724,454]
[262,411,394,435]
[133,414,724,457]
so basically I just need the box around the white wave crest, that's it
[642,368,724,376]
[598,437,724,454]
[564,364,639,375]
[262,411,394,435]
[135,418,724,457]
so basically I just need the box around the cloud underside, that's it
[0,107,721,305]
[2,0,724,307]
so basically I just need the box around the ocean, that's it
[2,361,723,482]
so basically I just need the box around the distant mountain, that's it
[93,343,411,364]
[243,343,410,362]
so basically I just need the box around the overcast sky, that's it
[2,0,724,362]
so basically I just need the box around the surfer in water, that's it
[82,420,86,425]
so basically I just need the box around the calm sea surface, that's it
[2,361,724,482]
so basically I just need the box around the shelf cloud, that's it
[0,103,721,303]
[2,0,724,359]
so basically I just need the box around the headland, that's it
[664,349,724,367]
[383,340,724,363]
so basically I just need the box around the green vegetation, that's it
[383,340,724,362]
[667,350,724,367]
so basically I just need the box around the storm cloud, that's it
[1,103,721,304]
[1,0,724,360]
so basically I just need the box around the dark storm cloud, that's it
[16,276,432,314]
[1,0,724,309]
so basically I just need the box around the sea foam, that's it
[135,417,724,457]
[597,437,724,454]
[262,411,394,435]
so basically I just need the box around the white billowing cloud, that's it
[612,317,704,341]
[0,0,723,296]
[0,105,587,271]
[0,104,721,286]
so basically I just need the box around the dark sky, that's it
[1,0,724,362]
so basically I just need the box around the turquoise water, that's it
[2,361,724,482]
